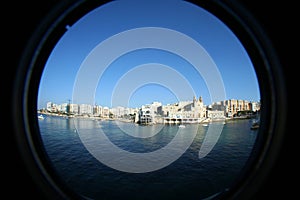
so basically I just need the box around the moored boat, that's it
[250,120,259,130]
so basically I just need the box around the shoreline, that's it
[38,111,253,125]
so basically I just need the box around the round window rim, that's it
[13,0,287,200]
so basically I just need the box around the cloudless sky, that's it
[38,0,260,109]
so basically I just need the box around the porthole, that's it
[13,0,287,200]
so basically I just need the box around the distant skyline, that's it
[38,0,260,109]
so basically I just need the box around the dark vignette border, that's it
[192,0,287,200]
[13,1,111,199]
[11,0,287,200]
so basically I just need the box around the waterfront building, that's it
[102,106,110,118]
[60,103,68,113]
[138,104,154,125]
[225,99,250,117]
[46,102,58,112]
[93,105,102,117]
[249,101,260,112]
[79,104,93,115]
[69,103,79,114]
[111,106,131,118]
[42,98,259,121]
[158,103,180,117]
[159,96,207,124]
[136,102,163,124]
[207,110,226,120]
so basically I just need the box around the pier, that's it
[163,117,207,124]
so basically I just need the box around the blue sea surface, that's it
[38,116,258,200]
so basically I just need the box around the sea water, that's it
[38,116,258,200]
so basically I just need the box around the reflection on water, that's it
[39,116,257,200]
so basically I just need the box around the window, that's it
[12,0,287,200]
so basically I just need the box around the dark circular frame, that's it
[12,0,287,199]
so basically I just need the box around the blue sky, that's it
[38,0,260,109]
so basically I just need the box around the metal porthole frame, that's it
[12,0,287,199]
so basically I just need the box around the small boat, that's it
[38,114,44,120]
[250,120,259,130]
[251,112,260,130]
[178,124,186,128]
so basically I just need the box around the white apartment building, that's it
[79,104,93,115]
